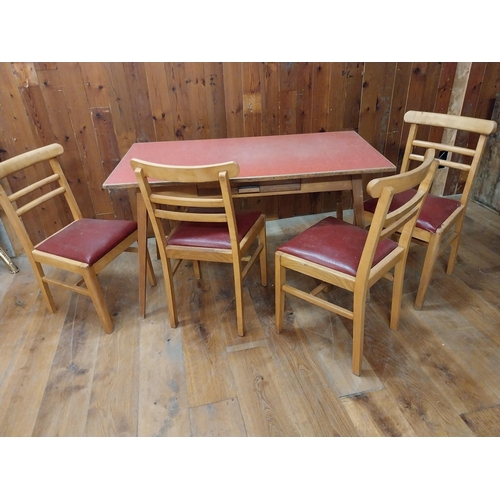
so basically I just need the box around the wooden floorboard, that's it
[1,202,500,436]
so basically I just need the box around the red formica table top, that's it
[103,131,395,189]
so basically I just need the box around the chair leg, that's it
[193,260,202,279]
[82,267,114,334]
[259,224,267,286]
[233,261,245,336]
[352,287,368,376]
[30,259,57,313]
[162,255,178,328]
[390,259,405,330]
[146,247,156,286]
[415,233,442,310]
[446,232,462,276]
[275,252,286,333]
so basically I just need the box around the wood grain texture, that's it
[175,265,237,408]
[32,293,101,436]
[341,388,417,437]
[269,323,357,436]
[189,398,246,437]
[228,345,301,436]
[1,203,500,436]
[2,62,500,248]
[0,268,68,436]
[473,94,500,211]
[84,255,141,436]
[461,406,500,436]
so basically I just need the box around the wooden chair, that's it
[275,149,438,376]
[132,158,267,336]
[363,111,497,309]
[0,143,155,334]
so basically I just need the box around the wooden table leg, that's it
[137,192,147,318]
[351,177,365,228]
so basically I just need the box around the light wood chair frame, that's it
[0,143,153,334]
[276,150,438,376]
[365,110,497,309]
[132,158,267,337]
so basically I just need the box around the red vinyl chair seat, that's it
[168,211,262,249]
[277,216,398,277]
[364,189,461,234]
[36,218,137,266]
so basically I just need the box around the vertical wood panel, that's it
[261,62,279,137]
[182,62,212,140]
[0,63,41,251]
[79,62,111,108]
[433,62,457,114]
[167,62,191,140]
[143,62,175,142]
[279,62,298,136]
[385,62,412,167]
[55,63,115,219]
[342,62,364,132]
[242,62,262,137]
[295,62,314,134]
[446,62,487,195]
[91,108,134,221]
[311,62,331,133]
[19,84,75,239]
[203,62,227,139]
[101,62,137,156]
[428,62,457,144]
[37,71,93,222]
[475,62,500,121]
[223,62,244,138]
[3,61,500,254]
[123,62,156,143]
[327,63,348,132]
[419,62,443,113]
[358,62,397,152]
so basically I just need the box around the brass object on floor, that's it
[0,246,19,274]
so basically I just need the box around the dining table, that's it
[103,131,396,316]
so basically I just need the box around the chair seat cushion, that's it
[277,216,398,277]
[168,211,262,249]
[364,189,461,233]
[35,218,137,266]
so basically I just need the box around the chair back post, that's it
[0,180,35,254]
[48,156,83,221]
[218,170,242,261]
[358,149,439,282]
[400,122,419,174]
[133,164,169,252]
[459,132,489,206]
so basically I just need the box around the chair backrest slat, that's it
[408,153,471,172]
[404,110,497,135]
[357,149,439,279]
[381,195,425,239]
[150,192,225,209]
[0,144,64,179]
[16,187,66,216]
[8,173,61,202]
[154,208,228,224]
[412,140,476,157]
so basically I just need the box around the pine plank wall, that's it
[1,62,500,255]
